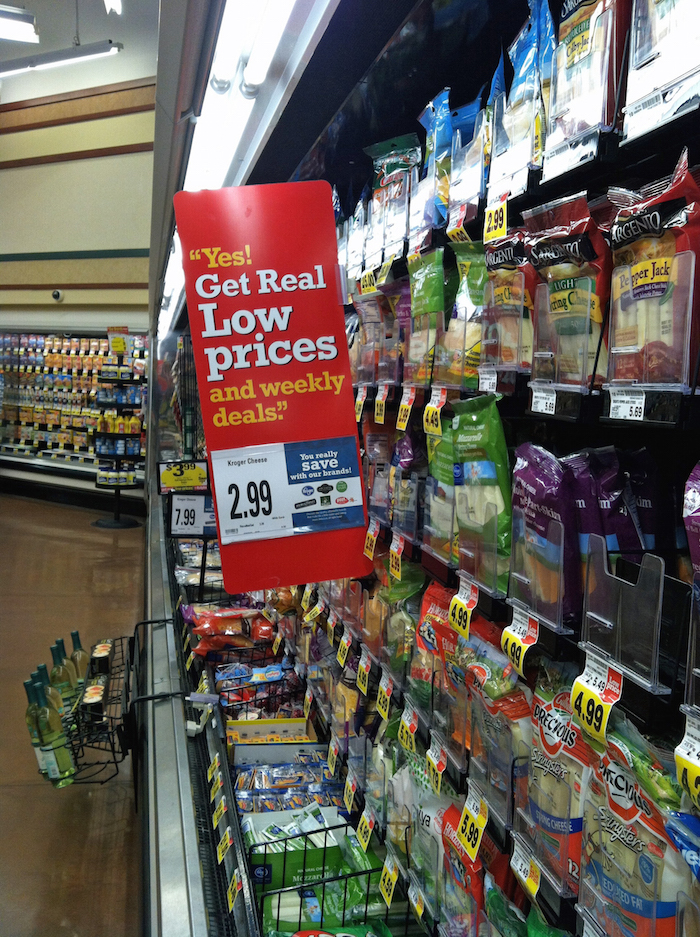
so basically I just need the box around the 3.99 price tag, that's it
[423,386,447,436]
[357,806,375,852]
[355,385,368,422]
[379,854,399,908]
[159,460,209,493]
[356,647,371,695]
[396,386,416,432]
[676,712,700,809]
[570,651,623,744]
[608,387,645,422]
[483,196,507,244]
[456,788,488,861]
[377,671,394,721]
[448,578,479,638]
[337,627,352,667]
[389,532,404,580]
[426,742,447,795]
[500,607,539,677]
[364,517,380,559]
[375,383,389,424]
[398,704,418,752]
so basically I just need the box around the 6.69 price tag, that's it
[456,788,488,862]
[396,386,416,432]
[500,607,539,678]
[676,712,700,809]
[570,651,623,744]
[448,578,479,638]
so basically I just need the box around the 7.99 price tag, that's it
[396,386,416,432]
[375,382,389,424]
[364,517,380,559]
[676,712,700,809]
[448,578,479,638]
[456,787,488,861]
[423,386,447,436]
[500,607,539,678]
[570,651,623,744]
[483,196,507,244]
[389,532,404,580]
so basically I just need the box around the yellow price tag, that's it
[227,871,241,913]
[159,461,208,492]
[328,736,340,776]
[344,773,357,812]
[216,826,232,864]
[676,714,700,810]
[212,795,227,828]
[377,672,393,721]
[389,532,404,580]
[501,608,539,678]
[327,608,338,642]
[337,628,352,667]
[570,652,623,745]
[398,705,417,753]
[422,386,447,436]
[483,197,508,244]
[356,648,371,695]
[456,789,488,862]
[376,256,394,285]
[511,843,541,899]
[396,386,416,432]
[357,807,375,851]
[262,607,276,624]
[183,632,191,653]
[408,883,425,922]
[360,269,377,293]
[301,584,314,611]
[355,385,367,422]
[364,517,380,559]
[207,752,220,782]
[448,579,479,639]
[303,687,313,719]
[210,770,223,803]
[379,855,399,908]
[186,651,195,671]
[272,632,282,654]
[426,743,447,795]
[447,204,471,243]
[374,382,389,424]
[304,599,325,623]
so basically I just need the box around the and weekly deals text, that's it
[173,181,372,592]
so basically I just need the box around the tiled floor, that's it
[0,494,144,937]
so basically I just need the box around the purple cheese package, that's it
[683,461,700,576]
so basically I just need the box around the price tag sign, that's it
[426,742,447,795]
[158,460,209,493]
[483,196,508,244]
[389,532,404,580]
[408,882,425,922]
[212,795,227,828]
[207,752,221,782]
[379,854,399,908]
[227,871,242,913]
[377,671,394,721]
[374,382,389,424]
[478,367,498,393]
[326,607,339,642]
[676,712,700,809]
[216,826,233,864]
[337,627,352,667]
[360,269,377,294]
[376,257,394,286]
[304,599,326,623]
[364,517,380,559]
[398,704,418,752]
[530,386,557,416]
[303,686,313,719]
[511,841,541,899]
[210,770,223,803]
[272,632,282,654]
[423,386,447,436]
[396,385,416,432]
[186,650,195,671]
[357,807,375,852]
[262,607,276,624]
[328,735,340,776]
[301,584,314,611]
[570,651,623,744]
[355,385,368,422]
[448,578,479,639]
[456,788,488,861]
[609,387,645,422]
[344,772,358,812]
[356,646,371,695]
[170,494,217,537]
[501,607,539,678]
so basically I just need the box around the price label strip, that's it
[389,532,404,581]
[355,385,368,422]
[408,882,425,922]
[227,871,242,914]
[423,386,447,436]
[511,841,541,899]
[303,686,313,719]
[570,651,623,745]
[356,806,375,852]
[448,578,479,639]
[356,647,371,695]
[212,795,227,829]
[398,704,418,753]
[396,386,417,432]
[478,368,498,393]
[379,854,399,908]
[170,494,217,537]
[344,772,358,813]
[483,196,508,244]
[337,627,352,667]
[158,460,209,493]
[500,607,539,678]
[456,788,488,862]
[216,826,233,865]
[374,382,389,424]
[609,387,645,422]
[377,672,394,721]
[676,712,700,810]
[328,736,340,776]
[364,517,380,560]
[426,742,447,795]
[530,385,557,416]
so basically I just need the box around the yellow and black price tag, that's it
[303,687,313,719]
[356,649,371,695]
[212,795,227,829]
[272,632,282,654]
[210,770,223,803]
[456,791,488,862]
[389,533,404,581]
[355,386,367,422]
[676,713,700,810]
[216,826,232,864]
[448,579,479,639]
[570,652,623,745]
[356,807,375,852]
[327,736,340,776]
[483,197,508,244]
[227,871,241,913]
[363,517,380,559]
[360,269,377,294]
[207,752,220,783]
[377,673,393,721]
[396,386,416,432]
[336,628,352,667]
[344,773,357,813]
[379,855,399,908]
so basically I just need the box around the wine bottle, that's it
[55,638,79,690]
[24,680,47,775]
[33,681,75,788]
[36,663,65,716]
[70,631,89,682]
[50,644,75,703]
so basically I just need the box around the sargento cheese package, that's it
[579,745,692,937]
[484,230,539,372]
[529,660,595,894]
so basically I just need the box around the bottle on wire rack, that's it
[33,681,76,788]
[55,638,79,696]
[36,663,65,716]
[49,644,77,704]
[24,680,47,777]
[70,631,89,683]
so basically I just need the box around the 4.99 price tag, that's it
[500,607,539,678]
[396,386,416,432]
[676,712,700,809]
[448,578,479,638]
[389,532,404,580]
[570,651,623,744]
[456,787,488,862]
[423,386,447,436]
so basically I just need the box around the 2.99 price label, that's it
[448,578,479,638]
[500,607,539,678]
[456,788,488,862]
[423,386,447,436]
[676,713,700,809]
[389,532,404,580]
[483,197,507,244]
[377,671,394,721]
[375,383,389,424]
[396,386,416,432]
[363,517,380,559]
[570,651,623,744]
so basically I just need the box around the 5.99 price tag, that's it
[389,532,404,580]
[448,578,479,638]
[423,386,447,436]
[396,386,416,432]
[500,607,539,678]
[676,712,700,809]
[456,787,488,861]
[375,383,389,424]
[570,651,623,744]
[364,517,380,559]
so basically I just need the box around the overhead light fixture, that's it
[0,39,122,78]
[241,0,296,96]
[104,0,122,13]
[0,4,39,43]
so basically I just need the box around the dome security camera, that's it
[52,289,64,302]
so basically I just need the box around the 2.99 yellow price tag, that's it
[457,789,489,862]
[396,386,416,432]
[216,826,232,864]
[375,382,389,424]
[398,705,418,752]
[500,607,539,678]
[423,386,447,436]
[483,196,508,244]
[356,647,371,695]
[448,578,479,639]
[676,713,700,809]
[570,651,623,745]
[379,854,399,908]
[426,743,447,795]
[389,532,404,580]
[355,386,367,422]
[364,517,380,559]
[356,807,375,851]
[337,628,352,667]
[377,671,393,721]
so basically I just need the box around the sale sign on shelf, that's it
[173,182,372,592]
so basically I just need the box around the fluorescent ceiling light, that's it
[242,0,296,93]
[0,4,39,43]
[104,0,122,12]
[0,39,122,78]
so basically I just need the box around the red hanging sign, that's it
[173,181,372,592]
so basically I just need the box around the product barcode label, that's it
[530,386,556,415]
[478,368,498,393]
[608,387,645,421]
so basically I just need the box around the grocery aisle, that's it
[0,494,144,937]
